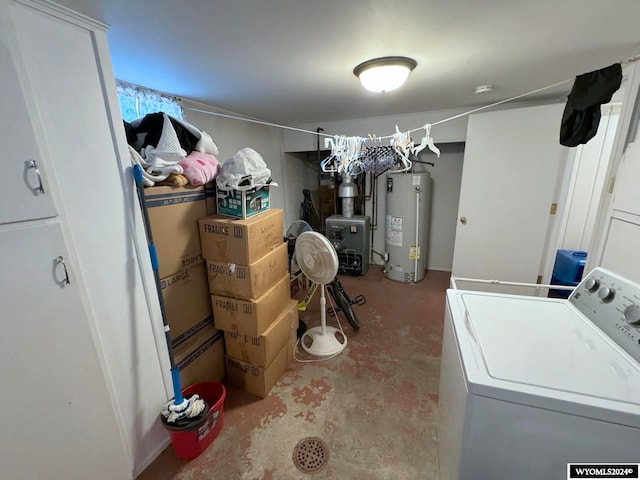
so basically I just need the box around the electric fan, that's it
[295,231,347,356]
[286,220,313,239]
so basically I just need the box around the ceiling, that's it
[56,0,640,125]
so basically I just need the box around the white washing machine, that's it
[439,268,640,480]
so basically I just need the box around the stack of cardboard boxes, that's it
[143,185,225,388]
[199,206,298,398]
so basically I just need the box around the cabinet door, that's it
[0,222,129,480]
[0,6,57,224]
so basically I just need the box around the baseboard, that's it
[369,260,452,272]
[426,265,452,272]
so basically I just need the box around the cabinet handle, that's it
[57,256,70,285]
[28,159,45,194]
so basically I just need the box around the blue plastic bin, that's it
[550,249,587,298]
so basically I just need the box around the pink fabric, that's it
[179,151,220,186]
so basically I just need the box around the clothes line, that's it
[186,55,639,142]
[186,108,335,137]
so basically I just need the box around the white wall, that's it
[182,100,286,223]
[415,144,465,271]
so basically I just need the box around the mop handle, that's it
[132,165,185,406]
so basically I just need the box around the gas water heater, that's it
[385,172,430,283]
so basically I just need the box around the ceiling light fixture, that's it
[353,56,417,93]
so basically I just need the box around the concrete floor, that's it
[139,266,450,479]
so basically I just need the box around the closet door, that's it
[0,4,56,224]
[0,222,129,480]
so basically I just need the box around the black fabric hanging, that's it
[560,63,622,147]
[133,112,200,153]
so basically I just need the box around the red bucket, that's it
[164,382,226,460]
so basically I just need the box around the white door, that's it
[452,104,569,287]
[0,222,129,480]
[0,7,56,224]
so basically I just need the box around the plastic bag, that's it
[216,147,272,190]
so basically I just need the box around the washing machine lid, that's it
[449,291,640,425]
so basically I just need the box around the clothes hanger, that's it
[390,125,413,172]
[321,135,341,173]
[412,124,441,157]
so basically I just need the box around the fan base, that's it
[301,326,347,357]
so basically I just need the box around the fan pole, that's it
[320,285,327,335]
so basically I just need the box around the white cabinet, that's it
[0,223,129,479]
[0,6,56,224]
[0,0,146,477]
[611,143,640,216]
[600,144,640,283]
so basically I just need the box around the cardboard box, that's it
[224,299,298,367]
[225,342,290,398]
[144,185,206,278]
[212,274,290,337]
[206,242,288,299]
[174,324,225,387]
[204,183,217,215]
[198,209,283,265]
[216,184,270,219]
[160,262,214,347]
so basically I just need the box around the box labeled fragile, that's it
[216,184,270,219]
[206,242,288,299]
[225,341,291,398]
[224,299,298,366]
[211,274,290,337]
[198,209,283,265]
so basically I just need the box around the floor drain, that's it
[292,437,328,473]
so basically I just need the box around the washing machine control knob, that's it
[585,278,600,292]
[598,287,615,303]
[624,304,640,326]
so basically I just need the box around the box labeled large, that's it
[211,274,290,337]
[216,185,270,219]
[144,185,206,278]
[174,324,225,387]
[224,299,298,366]
[224,342,290,398]
[160,262,214,347]
[198,209,283,264]
[206,242,288,299]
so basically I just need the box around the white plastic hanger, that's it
[412,124,441,157]
[390,125,413,172]
[321,135,341,173]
